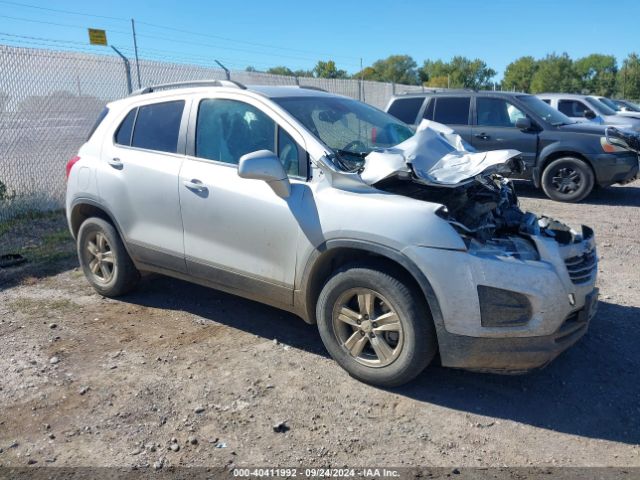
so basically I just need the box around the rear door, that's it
[422,96,473,143]
[472,96,538,169]
[99,99,188,272]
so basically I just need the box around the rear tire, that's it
[77,217,139,297]
[541,157,594,202]
[316,264,437,387]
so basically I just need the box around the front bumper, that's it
[435,288,598,373]
[590,152,639,186]
[403,229,597,372]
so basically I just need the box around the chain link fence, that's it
[0,44,428,230]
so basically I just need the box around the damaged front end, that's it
[361,121,595,262]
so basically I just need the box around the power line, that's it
[0,0,361,61]
[0,13,360,69]
[0,14,131,36]
[0,0,127,21]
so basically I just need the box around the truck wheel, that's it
[77,217,139,297]
[316,264,437,387]
[541,157,594,202]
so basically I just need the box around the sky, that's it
[1,0,639,81]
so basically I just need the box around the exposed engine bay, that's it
[361,120,590,257]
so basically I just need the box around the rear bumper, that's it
[436,288,598,373]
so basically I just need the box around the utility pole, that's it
[359,58,363,101]
[131,19,142,88]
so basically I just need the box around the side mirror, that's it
[238,150,291,199]
[584,110,596,120]
[515,117,532,130]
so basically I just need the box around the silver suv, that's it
[66,80,599,386]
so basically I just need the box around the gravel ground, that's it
[0,180,639,470]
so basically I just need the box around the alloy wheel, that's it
[85,231,115,283]
[332,288,404,368]
[551,167,582,194]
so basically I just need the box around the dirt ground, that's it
[0,180,639,470]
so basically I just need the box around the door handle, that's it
[183,179,208,192]
[474,133,490,140]
[108,157,123,168]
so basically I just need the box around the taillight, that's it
[66,156,80,179]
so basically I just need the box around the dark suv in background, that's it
[385,91,639,202]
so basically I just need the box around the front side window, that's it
[131,100,185,153]
[196,99,301,176]
[558,100,591,118]
[433,97,471,125]
[476,98,525,127]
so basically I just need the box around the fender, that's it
[296,239,446,338]
[532,141,597,186]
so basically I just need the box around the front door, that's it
[178,97,305,305]
[472,97,538,170]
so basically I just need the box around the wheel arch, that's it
[535,150,596,186]
[298,240,445,334]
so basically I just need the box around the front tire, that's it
[316,264,437,387]
[77,217,139,297]
[541,157,594,202]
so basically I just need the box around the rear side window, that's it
[87,107,109,140]
[131,100,185,153]
[433,97,471,125]
[387,97,424,124]
[115,108,136,146]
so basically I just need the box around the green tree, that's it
[502,56,538,93]
[530,53,578,93]
[313,60,347,79]
[267,66,295,76]
[618,53,640,99]
[574,54,617,96]
[245,66,257,72]
[362,55,420,85]
[421,56,496,89]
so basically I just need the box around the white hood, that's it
[360,120,522,187]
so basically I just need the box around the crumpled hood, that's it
[360,120,522,187]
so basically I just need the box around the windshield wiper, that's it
[335,149,368,158]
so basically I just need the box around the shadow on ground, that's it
[123,275,640,446]
[514,180,640,207]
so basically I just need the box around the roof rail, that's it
[130,79,247,96]
[297,85,328,92]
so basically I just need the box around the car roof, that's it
[107,83,341,109]
[390,90,530,100]
[537,93,589,99]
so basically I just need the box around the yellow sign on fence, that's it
[88,28,107,46]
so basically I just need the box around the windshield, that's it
[516,95,574,126]
[274,96,414,167]
[585,97,617,115]
[617,99,640,112]
[598,97,622,112]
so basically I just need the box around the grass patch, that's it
[0,210,65,237]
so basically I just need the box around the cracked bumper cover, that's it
[403,229,598,373]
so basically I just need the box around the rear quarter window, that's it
[387,97,424,124]
[87,107,109,140]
